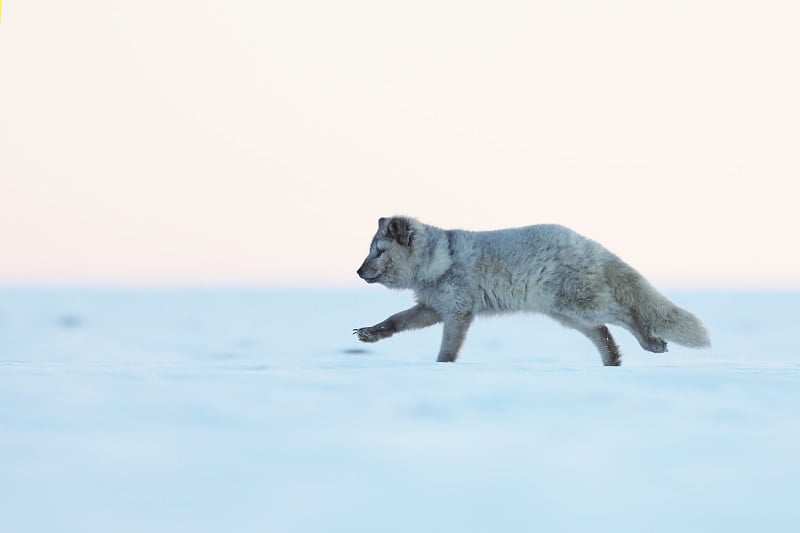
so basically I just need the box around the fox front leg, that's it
[354,304,441,343]
[353,322,392,343]
[436,312,474,362]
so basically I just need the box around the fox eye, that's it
[375,248,385,258]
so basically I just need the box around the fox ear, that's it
[378,217,387,227]
[387,217,413,246]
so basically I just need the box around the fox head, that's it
[357,216,420,289]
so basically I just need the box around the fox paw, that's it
[644,336,668,353]
[353,325,388,343]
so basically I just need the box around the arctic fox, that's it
[354,216,709,365]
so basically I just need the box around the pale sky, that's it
[1,1,798,289]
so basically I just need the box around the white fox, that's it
[355,216,709,365]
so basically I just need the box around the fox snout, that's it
[357,261,380,283]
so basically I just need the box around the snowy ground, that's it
[1,289,799,532]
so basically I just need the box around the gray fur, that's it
[355,216,710,365]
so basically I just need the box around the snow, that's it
[1,289,799,532]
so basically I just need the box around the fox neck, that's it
[411,227,453,285]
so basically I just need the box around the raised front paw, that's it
[353,325,389,343]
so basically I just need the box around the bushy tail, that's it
[635,280,710,348]
[609,260,710,349]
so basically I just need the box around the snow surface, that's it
[1,289,799,532]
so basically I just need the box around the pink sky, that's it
[1,1,798,289]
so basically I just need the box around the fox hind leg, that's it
[554,314,621,366]
[623,310,668,353]
[582,325,622,366]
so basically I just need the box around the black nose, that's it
[357,266,364,278]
